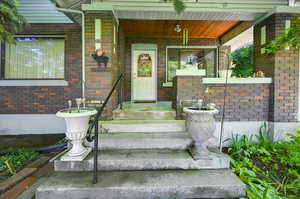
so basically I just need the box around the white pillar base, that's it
[60,147,92,161]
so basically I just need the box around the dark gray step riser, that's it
[101,123,185,133]
[90,133,193,150]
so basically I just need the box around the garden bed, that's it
[0,149,40,182]
[225,123,300,199]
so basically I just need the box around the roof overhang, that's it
[81,0,300,21]
[18,0,73,23]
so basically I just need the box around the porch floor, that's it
[113,101,176,120]
[114,101,174,112]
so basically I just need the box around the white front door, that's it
[132,44,157,101]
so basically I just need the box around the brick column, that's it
[85,13,119,119]
[218,46,231,71]
[254,13,300,123]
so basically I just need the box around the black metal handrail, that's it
[86,73,124,184]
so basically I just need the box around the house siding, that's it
[0,24,82,114]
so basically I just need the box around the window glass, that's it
[4,37,65,79]
[166,47,217,82]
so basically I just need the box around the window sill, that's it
[163,82,173,87]
[176,69,206,76]
[0,80,69,86]
[202,78,272,84]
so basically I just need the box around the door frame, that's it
[131,43,158,102]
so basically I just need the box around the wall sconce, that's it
[174,24,182,33]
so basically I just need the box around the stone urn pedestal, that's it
[56,108,97,161]
[183,107,219,160]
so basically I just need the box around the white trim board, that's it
[0,114,66,135]
[0,80,69,87]
[202,78,272,84]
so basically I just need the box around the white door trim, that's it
[131,43,157,101]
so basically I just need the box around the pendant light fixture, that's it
[183,27,189,45]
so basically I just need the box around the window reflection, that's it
[167,47,217,82]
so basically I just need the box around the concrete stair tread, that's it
[54,149,230,171]
[95,132,193,150]
[36,169,246,199]
[99,131,190,137]
[113,111,176,120]
[102,122,185,133]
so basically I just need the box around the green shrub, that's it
[226,123,300,199]
[231,45,254,77]
[0,149,39,175]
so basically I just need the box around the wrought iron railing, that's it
[86,73,124,184]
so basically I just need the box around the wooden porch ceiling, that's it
[120,20,240,39]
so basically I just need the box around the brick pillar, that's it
[218,46,231,70]
[254,14,300,123]
[85,13,119,119]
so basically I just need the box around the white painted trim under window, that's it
[0,80,68,86]
[162,82,173,87]
[0,114,66,135]
[202,78,272,84]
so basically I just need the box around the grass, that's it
[225,123,300,199]
[0,149,39,181]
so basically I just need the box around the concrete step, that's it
[93,132,192,150]
[54,149,230,171]
[101,120,185,133]
[36,169,246,199]
[113,111,176,120]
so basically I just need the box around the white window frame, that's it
[165,45,219,83]
[289,0,300,6]
[0,35,68,86]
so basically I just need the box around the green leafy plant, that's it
[231,45,254,77]
[164,0,186,14]
[226,124,300,199]
[265,21,300,53]
[0,149,39,175]
[0,0,26,43]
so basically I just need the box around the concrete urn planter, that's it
[183,107,219,159]
[56,108,97,161]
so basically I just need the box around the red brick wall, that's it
[123,37,220,101]
[0,24,82,114]
[254,14,300,122]
[84,14,119,119]
[174,76,271,121]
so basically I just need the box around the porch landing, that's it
[113,101,176,120]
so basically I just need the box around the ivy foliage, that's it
[266,21,300,53]
[225,124,300,199]
[164,0,186,14]
[231,45,254,77]
[0,0,26,43]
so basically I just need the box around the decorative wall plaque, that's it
[137,53,152,77]
[91,49,109,69]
